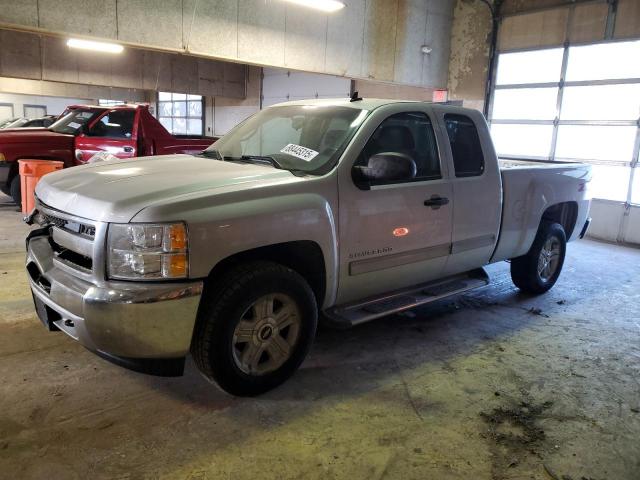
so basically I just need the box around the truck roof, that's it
[269,98,424,110]
[66,103,149,110]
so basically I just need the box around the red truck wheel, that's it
[9,176,21,207]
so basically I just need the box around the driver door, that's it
[336,108,453,305]
[74,109,138,163]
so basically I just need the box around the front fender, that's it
[132,187,339,308]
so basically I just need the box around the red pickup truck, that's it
[0,104,216,205]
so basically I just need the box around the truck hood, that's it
[35,154,299,223]
[0,128,74,146]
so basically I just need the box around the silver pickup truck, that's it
[25,98,592,396]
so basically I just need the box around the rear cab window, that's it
[444,114,485,177]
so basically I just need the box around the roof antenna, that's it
[350,91,362,102]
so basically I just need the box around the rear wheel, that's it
[510,222,566,294]
[191,261,318,396]
[9,175,21,207]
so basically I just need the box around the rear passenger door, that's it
[434,107,502,276]
[336,105,453,305]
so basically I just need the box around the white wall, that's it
[262,68,351,107]
[587,199,640,246]
[203,66,262,137]
[205,67,352,137]
[0,92,93,120]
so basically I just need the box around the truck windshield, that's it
[204,105,368,175]
[49,108,104,135]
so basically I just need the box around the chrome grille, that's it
[35,201,97,274]
[41,212,96,238]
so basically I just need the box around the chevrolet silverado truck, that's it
[24,98,592,396]
[0,104,215,205]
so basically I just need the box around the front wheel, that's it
[9,175,21,207]
[191,261,318,396]
[510,222,566,294]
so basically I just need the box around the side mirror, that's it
[352,152,417,189]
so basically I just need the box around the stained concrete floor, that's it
[0,193,639,480]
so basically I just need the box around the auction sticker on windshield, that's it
[280,144,319,162]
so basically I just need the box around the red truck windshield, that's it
[49,109,104,135]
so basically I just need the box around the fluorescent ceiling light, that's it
[283,0,345,13]
[67,38,124,54]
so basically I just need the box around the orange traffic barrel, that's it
[18,160,64,214]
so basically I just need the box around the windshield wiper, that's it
[227,155,285,170]
[200,149,222,160]
[200,151,299,173]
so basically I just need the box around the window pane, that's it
[173,101,186,117]
[88,110,135,138]
[566,41,640,81]
[187,119,202,135]
[172,93,187,101]
[496,48,564,85]
[444,114,485,177]
[561,84,640,120]
[490,124,553,158]
[159,117,172,132]
[24,105,46,118]
[187,94,202,100]
[555,125,637,162]
[590,164,630,201]
[158,102,173,117]
[173,117,187,134]
[492,88,558,120]
[188,101,202,117]
[357,112,441,182]
[158,92,172,101]
[631,168,640,205]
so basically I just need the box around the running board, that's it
[324,268,490,328]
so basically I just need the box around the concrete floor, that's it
[0,193,639,480]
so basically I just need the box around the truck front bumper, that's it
[26,232,203,376]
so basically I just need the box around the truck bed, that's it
[491,159,592,263]
[499,158,584,169]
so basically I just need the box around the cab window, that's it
[355,112,441,185]
[444,114,485,177]
[88,110,135,138]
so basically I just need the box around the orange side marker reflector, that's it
[393,227,409,237]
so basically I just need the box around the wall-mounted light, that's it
[67,38,124,54]
[283,0,346,13]
[421,45,433,55]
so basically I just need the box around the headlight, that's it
[107,223,188,280]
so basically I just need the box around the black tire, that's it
[9,175,21,207]
[510,222,566,294]
[191,261,318,396]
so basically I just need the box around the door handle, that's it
[123,146,134,153]
[424,195,449,208]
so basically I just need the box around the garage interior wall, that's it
[262,68,351,107]
[0,0,454,90]
[0,92,93,119]
[0,27,266,137]
[205,66,262,137]
[451,0,640,246]
[447,0,493,110]
[0,29,247,98]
